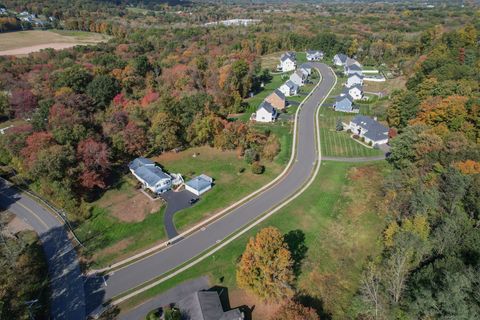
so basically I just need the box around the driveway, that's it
[161,190,197,239]
[118,276,209,320]
[85,63,337,308]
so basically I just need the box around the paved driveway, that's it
[87,63,337,307]
[161,190,197,239]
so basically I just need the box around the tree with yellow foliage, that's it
[236,227,295,301]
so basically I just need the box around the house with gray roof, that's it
[299,63,312,75]
[334,95,357,113]
[279,80,299,97]
[255,100,277,122]
[289,69,307,87]
[349,115,389,146]
[341,84,363,100]
[333,53,348,66]
[185,174,213,196]
[346,73,364,87]
[345,63,363,76]
[306,50,323,61]
[129,158,172,194]
[278,52,296,72]
[177,290,244,320]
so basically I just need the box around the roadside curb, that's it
[87,67,324,276]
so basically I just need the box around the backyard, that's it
[119,161,387,319]
[77,144,288,268]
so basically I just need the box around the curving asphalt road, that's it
[84,63,336,311]
[0,178,86,320]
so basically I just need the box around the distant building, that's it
[289,69,307,87]
[341,84,363,100]
[255,100,277,122]
[278,52,296,72]
[346,73,364,87]
[204,19,261,27]
[177,290,244,320]
[128,157,172,194]
[185,174,213,196]
[333,53,348,66]
[265,89,286,110]
[306,50,323,61]
[279,80,299,97]
[334,95,356,113]
[349,115,389,146]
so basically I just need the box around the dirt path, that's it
[0,42,91,56]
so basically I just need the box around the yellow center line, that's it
[15,201,50,230]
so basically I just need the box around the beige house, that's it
[265,89,286,110]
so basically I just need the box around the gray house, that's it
[349,115,389,146]
[279,80,299,97]
[177,291,244,320]
[333,53,348,66]
[129,157,172,194]
[334,95,356,113]
[345,63,363,75]
[289,69,307,86]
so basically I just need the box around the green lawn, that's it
[120,161,387,319]
[163,146,284,233]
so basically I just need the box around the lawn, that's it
[155,146,284,233]
[0,30,108,56]
[119,161,387,319]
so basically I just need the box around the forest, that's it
[0,1,478,319]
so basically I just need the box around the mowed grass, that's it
[76,177,167,268]
[120,161,387,319]
[156,146,284,232]
[0,30,108,54]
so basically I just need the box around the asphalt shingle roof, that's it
[273,89,286,100]
[258,100,275,114]
[178,291,243,320]
[134,165,171,186]
[186,175,212,192]
[351,115,388,142]
[128,157,155,171]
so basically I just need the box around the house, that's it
[177,290,244,320]
[289,69,307,86]
[349,115,389,146]
[185,174,213,196]
[299,63,312,75]
[306,50,323,61]
[346,73,364,87]
[255,101,277,122]
[345,63,363,76]
[333,53,348,66]
[278,52,296,72]
[129,157,172,194]
[279,80,299,97]
[265,89,286,110]
[334,95,356,113]
[346,57,362,68]
[299,67,309,78]
[341,84,363,100]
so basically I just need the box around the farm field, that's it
[120,161,387,319]
[0,30,109,56]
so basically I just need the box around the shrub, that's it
[262,135,281,161]
[244,148,258,164]
[347,129,352,133]
[368,141,373,146]
[251,162,265,174]
[352,134,359,139]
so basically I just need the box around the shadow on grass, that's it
[284,229,308,277]
[296,293,332,320]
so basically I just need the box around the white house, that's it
[299,67,309,78]
[345,63,363,76]
[341,84,363,100]
[279,80,299,97]
[349,115,389,146]
[333,53,348,66]
[299,63,312,75]
[334,95,356,113]
[129,157,172,194]
[278,52,296,72]
[346,73,364,87]
[289,69,307,86]
[306,50,323,61]
[185,174,213,196]
[255,101,277,122]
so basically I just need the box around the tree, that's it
[271,300,319,320]
[262,135,281,161]
[0,92,9,118]
[53,65,92,93]
[149,112,182,152]
[86,75,120,108]
[132,55,151,77]
[237,227,294,301]
[77,138,111,189]
[9,89,37,118]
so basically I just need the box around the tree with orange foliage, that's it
[454,160,480,175]
[270,300,319,320]
[236,227,295,301]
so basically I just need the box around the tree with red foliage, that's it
[119,121,148,156]
[9,89,38,118]
[21,132,55,170]
[77,138,111,189]
[271,300,319,320]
